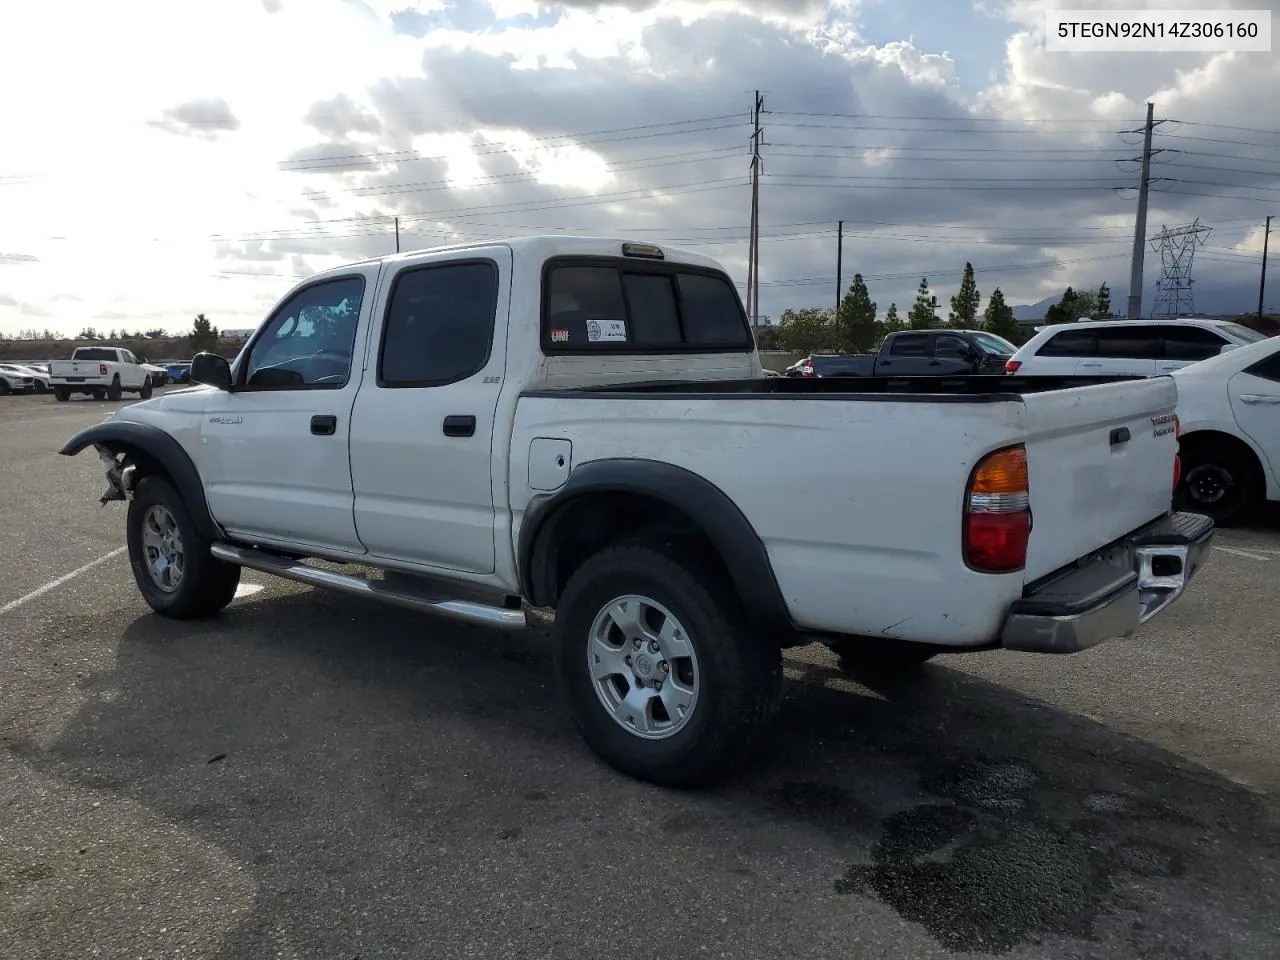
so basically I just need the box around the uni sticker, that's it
[550,328,570,343]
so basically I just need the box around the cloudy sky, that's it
[1,0,1277,338]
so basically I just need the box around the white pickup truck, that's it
[49,346,154,402]
[59,236,1214,786]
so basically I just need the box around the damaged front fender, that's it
[60,420,222,540]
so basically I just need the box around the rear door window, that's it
[1037,330,1098,357]
[543,259,751,352]
[888,334,930,357]
[1095,326,1162,359]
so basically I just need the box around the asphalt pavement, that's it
[2,390,1278,960]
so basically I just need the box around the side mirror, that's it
[190,352,232,390]
[1219,343,1240,355]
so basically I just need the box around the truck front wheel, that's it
[554,541,781,787]
[126,475,240,619]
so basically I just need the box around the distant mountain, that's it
[1011,294,1059,323]
[1011,279,1265,324]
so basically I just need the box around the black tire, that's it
[554,540,782,787]
[830,637,937,676]
[126,474,240,619]
[93,388,106,401]
[1176,440,1262,526]
[0,380,9,396]
[139,377,153,399]
[107,376,122,402]
[33,380,47,394]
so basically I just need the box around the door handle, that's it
[1240,394,1280,404]
[310,414,337,436]
[1110,426,1130,446]
[1080,362,1103,368]
[443,414,476,437]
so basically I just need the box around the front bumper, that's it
[1000,511,1214,654]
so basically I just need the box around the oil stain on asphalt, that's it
[830,759,1193,954]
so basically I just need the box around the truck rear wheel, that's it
[126,475,240,619]
[107,376,122,402]
[554,541,781,787]
[54,387,69,402]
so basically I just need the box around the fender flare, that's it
[59,421,221,541]
[517,458,792,630]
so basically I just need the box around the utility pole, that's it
[394,216,401,253]
[1259,215,1272,321]
[1127,102,1163,319]
[835,220,844,317]
[746,90,764,329]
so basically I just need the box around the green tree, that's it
[907,277,937,329]
[189,313,220,352]
[775,307,836,354]
[837,273,880,352]
[1095,282,1112,319]
[754,323,780,351]
[1043,286,1098,324]
[881,302,903,334]
[982,287,1022,343]
[948,262,981,329]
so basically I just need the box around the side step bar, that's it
[210,543,528,631]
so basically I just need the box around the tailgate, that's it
[1020,376,1178,581]
[50,361,103,381]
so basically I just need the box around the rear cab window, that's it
[72,347,119,362]
[541,258,752,353]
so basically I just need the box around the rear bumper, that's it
[1000,511,1214,654]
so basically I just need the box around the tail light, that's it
[1004,359,1022,374]
[802,361,814,377]
[99,363,108,376]
[1173,416,1182,492]
[964,445,1031,572]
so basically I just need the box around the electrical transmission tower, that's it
[1149,219,1211,317]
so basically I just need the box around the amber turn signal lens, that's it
[969,446,1029,495]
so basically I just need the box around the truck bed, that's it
[513,371,1178,646]
[523,373,1145,400]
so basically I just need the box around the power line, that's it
[769,110,1144,125]
[278,116,745,171]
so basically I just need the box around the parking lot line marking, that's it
[0,546,127,616]
[1214,546,1271,562]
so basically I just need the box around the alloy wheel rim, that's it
[586,594,700,740]
[141,504,185,592]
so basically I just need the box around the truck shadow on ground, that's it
[21,588,1280,959]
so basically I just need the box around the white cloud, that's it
[2,0,1277,339]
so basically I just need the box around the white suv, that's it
[1005,318,1267,377]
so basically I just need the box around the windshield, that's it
[1216,322,1268,344]
[969,331,1017,355]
